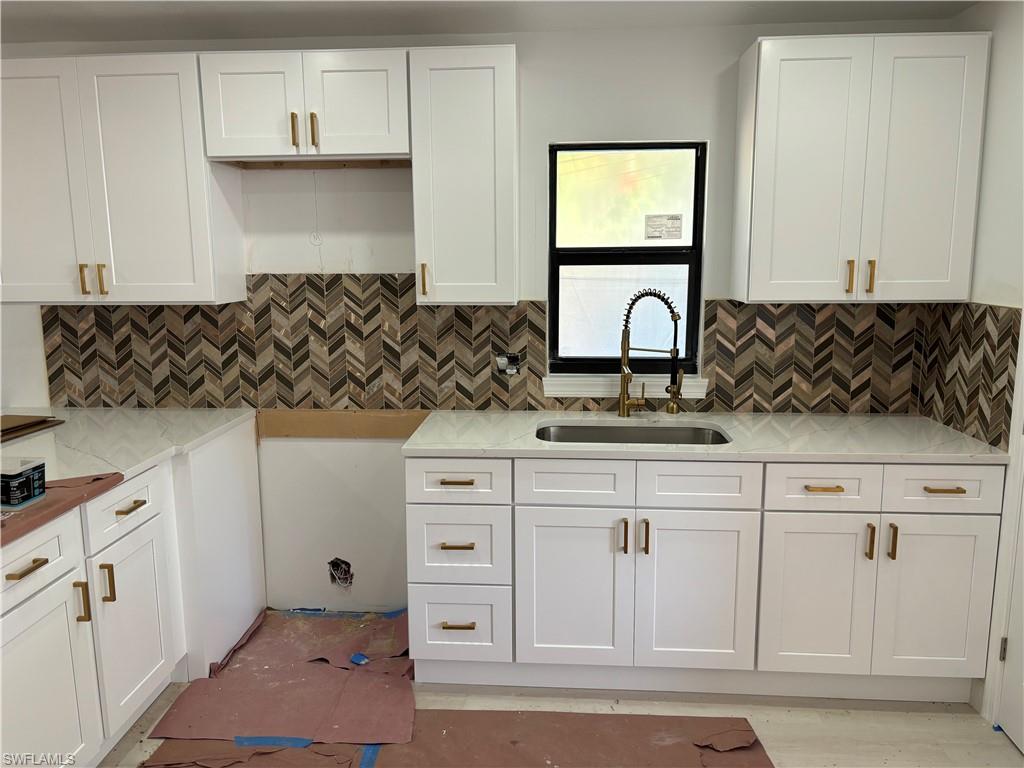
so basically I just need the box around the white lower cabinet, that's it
[0,567,104,765]
[408,583,512,662]
[760,510,1000,678]
[759,512,879,674]
[88,515,174,736]
[514,506,634,666]
[871,514,999,677]
[634,510,760,670]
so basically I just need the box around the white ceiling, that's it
[0,1,976,43]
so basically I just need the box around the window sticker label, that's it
[645,214,683,240]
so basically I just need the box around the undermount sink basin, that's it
[535,423,731,445]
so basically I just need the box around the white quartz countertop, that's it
[0,408,256,481]
[403,411,1010,464]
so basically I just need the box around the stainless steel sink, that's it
[535,423,731,445]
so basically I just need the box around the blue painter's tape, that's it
[234,736,313,748]
[379,608,407,619]
[359,744,381,768]
[993,724,1004,733]
[350,652,370,665]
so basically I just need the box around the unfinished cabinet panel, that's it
[871,513,999,677]
[409,46,518,304]
[515,506,634,665]
[199,52,306,157]
[759,512,879,674]
[303,50,409,155]
[1,58,94,301]
[859,35,989,301]
[634,509,760,670]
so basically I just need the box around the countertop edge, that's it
[400,446,1011,464]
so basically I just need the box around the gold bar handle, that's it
[96,263,109,295]
[865,522,876,560]
[642,518,651,556]
[310,111,320,148]
[441,621,476,631]
[290,111,299,148]
[923,486,967,495]
[78,264,91,295]
[439,542,476,551]
[115,499,147,517]
[888,522,899,560]
[419,263,428,296]
[621,517,629,555]
[846,259,855,294]
[99,563,116,602]
[867,259,877,294]
[439,478,475,487]
[804,484,845,493]
[74,580,92,622]
[5,557,49,581]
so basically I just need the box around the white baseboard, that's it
[413,659,973,703]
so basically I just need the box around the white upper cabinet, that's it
[859,35,990,301]
[734,33,989,303]
[2,54,245,304]
[409,46,518,305]
[303,50,409,155]
[77,54,244,304]
[745,37,873,302]
[200,52,307,157]
[200,49,409,158]
[1,58,94,302]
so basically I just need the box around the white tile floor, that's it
[102,682,1024,768]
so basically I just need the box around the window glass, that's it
[557,263,689,358]
[555,148,696,248]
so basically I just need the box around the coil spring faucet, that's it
[618,289,684,417]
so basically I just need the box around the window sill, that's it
[542,373,709,400]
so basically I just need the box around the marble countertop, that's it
[0,408,256,481]
[403,411,1010,464]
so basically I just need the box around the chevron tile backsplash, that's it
[41,274,1019,449]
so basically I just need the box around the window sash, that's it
[548,142,706,376]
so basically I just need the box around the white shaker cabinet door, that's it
[634,509,760,670]
[515,506,634,665]
[200,52,306,157]
[1,58,94,302]
[747,36,873,301]
[0,568,104,765]
[88,515,174,736]
[303,50,409,155]
[758,512,880,674]
[871,513,999,677]
[409,46,517,304]
[859,34,989,301]
[77,54,217,302]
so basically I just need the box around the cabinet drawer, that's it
[406,505,511,585]
[1,509,84,613]
[636,461,763,509]
[84,464,171,555]
[881,464,1004,514]
[764,464,883,511]
[405,459,511,505]
[408,583,512,662]
[515,459,635,506]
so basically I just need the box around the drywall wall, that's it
[258,437,408,613]
[0,304,50,408]
[954,1,1024,309]
[2,16,954,301]
[243,167,415,274]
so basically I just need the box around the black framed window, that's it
[548,141,706,375]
